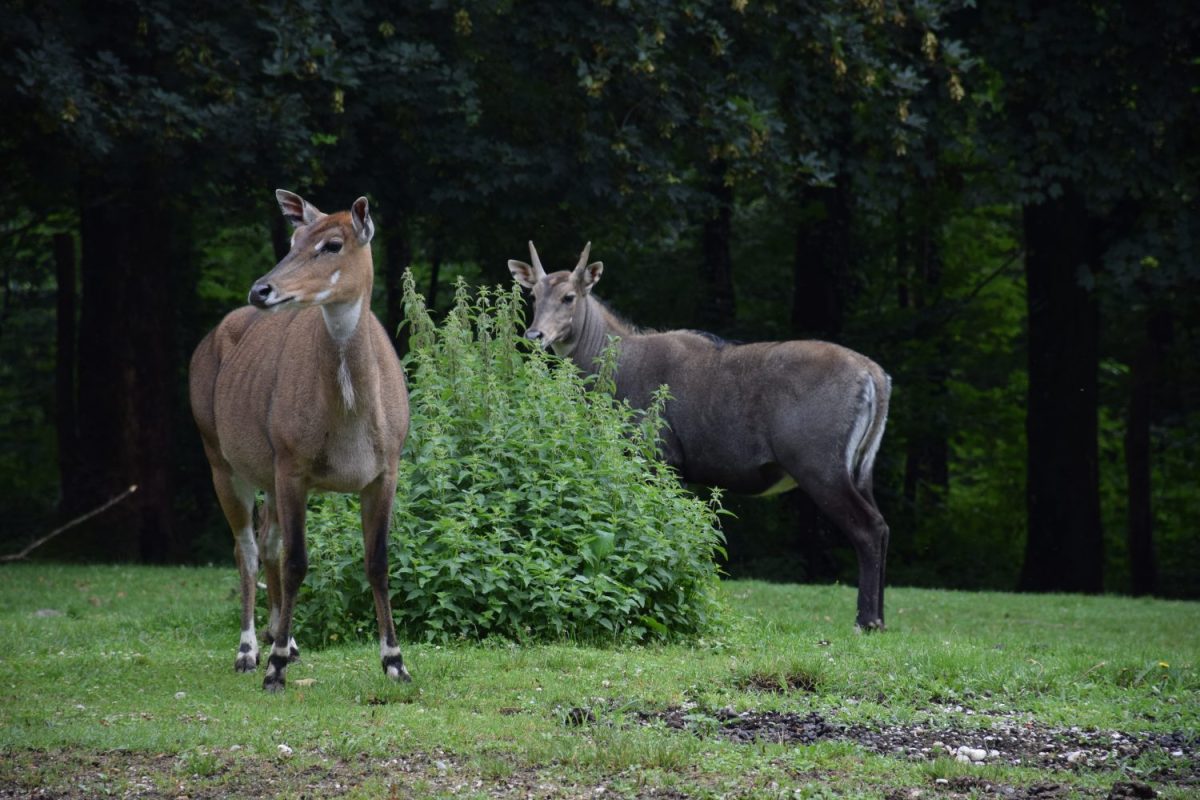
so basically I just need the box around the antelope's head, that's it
[249,190,376,311]
[508,241,603,354]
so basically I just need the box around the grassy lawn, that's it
[0,563,1196,798]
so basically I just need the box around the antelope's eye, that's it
[323,240,343,254]
[563,293,576,304]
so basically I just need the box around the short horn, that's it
[527,241,547,280]
[574,241,593,272]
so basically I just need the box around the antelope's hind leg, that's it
[211,469,260,672]
[795,473,889,631]
[361,473,410,682]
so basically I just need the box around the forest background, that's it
[1,0,1197,599]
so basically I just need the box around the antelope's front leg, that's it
[263,475,308,692]
[258,496,300,664]
[361,473,410,682]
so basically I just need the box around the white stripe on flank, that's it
[857,374,890,482]
[844,374,874,478]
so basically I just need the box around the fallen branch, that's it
[0,484,138,563]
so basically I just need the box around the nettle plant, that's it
[293,273,726,644]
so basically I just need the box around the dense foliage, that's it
[293,274,725,644]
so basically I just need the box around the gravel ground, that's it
[625,704,1197,798]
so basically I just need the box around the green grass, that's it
[0,563,1197,798]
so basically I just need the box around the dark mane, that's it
[681,329,744,349]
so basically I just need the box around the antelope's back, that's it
[189,306,262,460]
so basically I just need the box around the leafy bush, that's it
[293,273,726,645]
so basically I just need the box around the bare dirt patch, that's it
[627,705,1197,796]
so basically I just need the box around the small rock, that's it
[1065,750,1085,763]
[956,746,987,762]
[277,744,293,757]
[174,692,187,700]
[934,779,949,786]
[435,759,449,773]
[33,609,64,618]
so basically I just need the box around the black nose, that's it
[249,283,274,308]
[525,329,543,341]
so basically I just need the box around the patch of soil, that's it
[631,705,1199,786]
[0,748,601,800]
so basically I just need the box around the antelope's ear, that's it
[350,196,375,245]
[578,261,604,294]
[276,189,324,227]
[508,260,539,289]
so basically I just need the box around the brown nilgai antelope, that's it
[190,190,411,691]
[509,242,892,630]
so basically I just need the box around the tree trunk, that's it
[54,232,79,503]
[791,178,850,338]
[897,195,949,511]
[698,163,735,332]
[1019,187,1104,593]
[1124,306,1168,595]
[69,171,183,562]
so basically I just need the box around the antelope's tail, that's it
[849,368,891,492]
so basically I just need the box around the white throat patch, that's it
[321,299,362,344]
[321,300,363,409]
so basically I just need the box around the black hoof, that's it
[263,653,290,692]
[856,619,886,633]
[288,645,301,664]
[382,654,411,682]
[235,642,258,672]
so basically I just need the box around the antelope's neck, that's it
[321,297,364,346]
[320,295,372,411]
[568,295,620,374]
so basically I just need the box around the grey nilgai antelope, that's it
[189,190,411,691]
[509,242,892,630]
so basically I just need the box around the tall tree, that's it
[1019,189,1103,591]
[973,0,1200,592]
[5,0,355,558]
